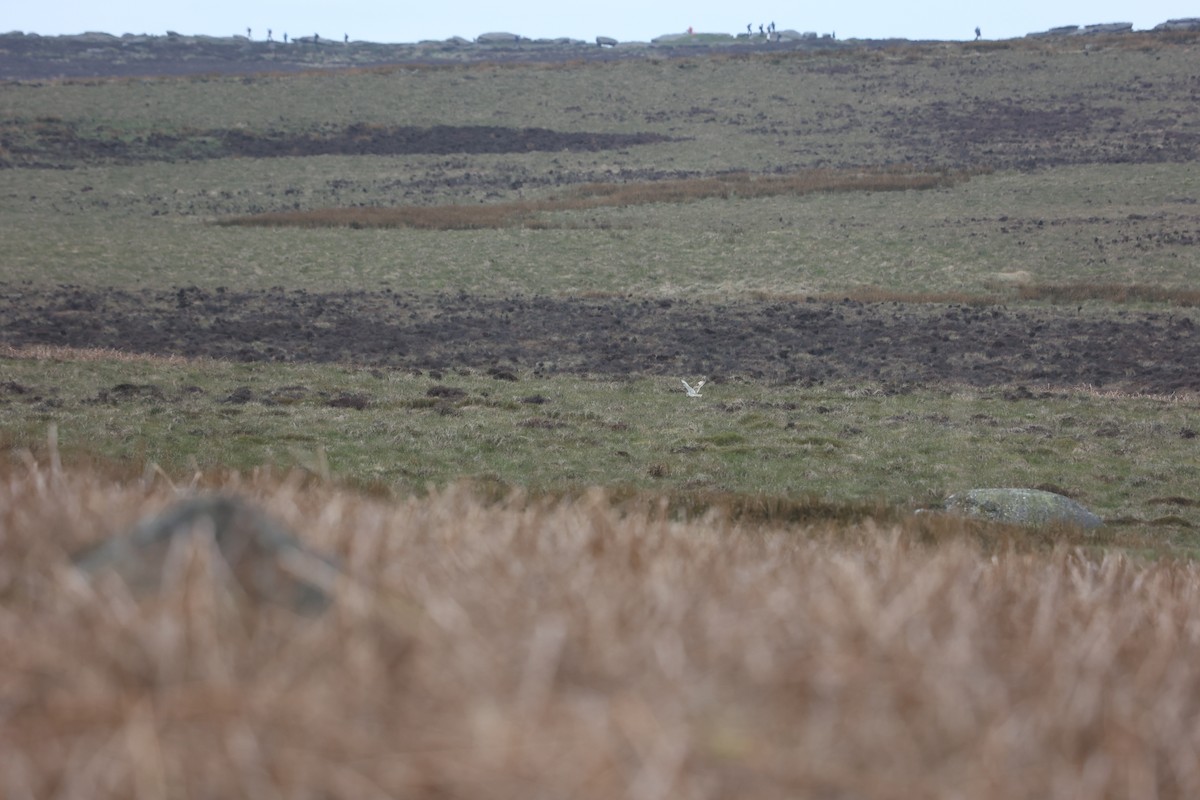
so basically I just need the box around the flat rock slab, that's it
[71,494,340,614]
[944,488,1104,529]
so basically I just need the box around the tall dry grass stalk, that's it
[218,167,968,231]
[3,461,1200,798]
[0,343,200,365]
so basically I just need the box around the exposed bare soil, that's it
[888,97,1200,169]
[0,119,674,167]
[3,284,1198,393]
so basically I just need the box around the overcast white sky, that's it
[7,1,1198,44]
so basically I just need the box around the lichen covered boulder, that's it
[476,32,522,44]
[944,488,1103,529]
[72,494,341,614]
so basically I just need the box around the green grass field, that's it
[4,348,1199,550]
[3,35,1200,540]
[2,160,1198,298]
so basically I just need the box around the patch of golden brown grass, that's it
[823,281,1200,310]
[0,343,205,366]
[4,461,1200,798]
[1017,282,1200,307]
[217,167,971,231]
[752,287,1000,305]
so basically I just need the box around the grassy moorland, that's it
[1,155,1199,298]
[2,35,1199,299]
[3,345,1199,551]
[2,35,1199,532]
[3,34,1200,797]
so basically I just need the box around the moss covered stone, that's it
[944,488,1103,529]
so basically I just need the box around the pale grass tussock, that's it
[4,462,1200,798]
[0,342,197,366]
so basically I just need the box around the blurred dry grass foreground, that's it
[4,458,1200,798]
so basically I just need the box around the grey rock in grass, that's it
[651,33,694,44]
[1028,25,1080,38]
[776,30,818,41]
[476,32,522,44]
[1083,23,1133,35]
[1156,18,1200,30]
[596,36,618,47]
[944,488,1103,530]
[72,495,340,614]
